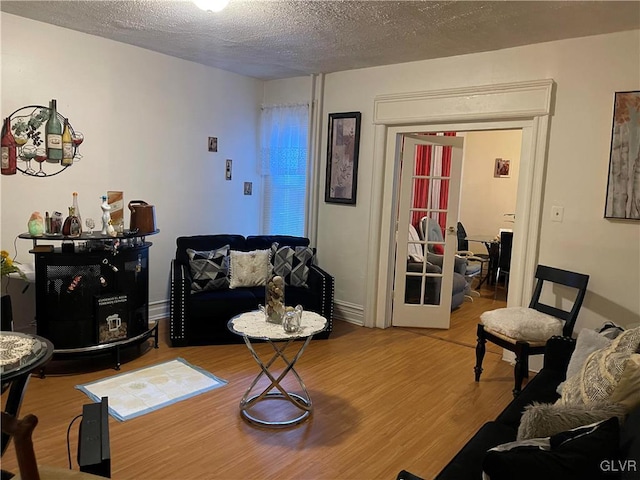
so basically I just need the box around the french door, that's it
[392,134,464,329]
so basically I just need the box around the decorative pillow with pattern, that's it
[228,249,271,289]
[187,245,229,293]
[560,326,640,406]
[270,243,314,288]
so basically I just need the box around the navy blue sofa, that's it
[399,336,640,480]
[169,235,334,346]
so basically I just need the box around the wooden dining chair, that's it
[474,264,589,397]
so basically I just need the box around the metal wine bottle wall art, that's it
[1,100,84,177]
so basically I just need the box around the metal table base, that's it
[240,335,314,428]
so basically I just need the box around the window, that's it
[259,104,309,236]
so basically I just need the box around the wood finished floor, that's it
[2,285,514,480]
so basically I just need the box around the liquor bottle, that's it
[1,117,17,175]
[61,118,73,166]
[72,191,82,227]
[62,206,81,237]
[45,99,62,163]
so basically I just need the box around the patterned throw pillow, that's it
[560,326,640,406]
[228,249,271,289]
[270,243,314,288]
[187,245,230,293]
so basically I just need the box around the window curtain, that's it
[259,104,309,235]
[411,132,456,233]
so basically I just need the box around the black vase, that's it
[1,294,13,331]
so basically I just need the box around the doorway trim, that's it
[364,79,555,328]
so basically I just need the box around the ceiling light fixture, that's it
[193,0,229,12]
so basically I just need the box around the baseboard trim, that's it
[334,300,364,326]
[149,299,169,322]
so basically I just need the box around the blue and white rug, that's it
[76,358,227,421]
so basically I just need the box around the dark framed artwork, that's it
[325,112,361,204]
[605,91,640,219]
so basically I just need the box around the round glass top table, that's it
[228,310,327,428]
[1,331,54,456]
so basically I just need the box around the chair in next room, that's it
[474,264,589,397]
[494,230,513,300]
[456,222,490,274]
[420,216,482,300]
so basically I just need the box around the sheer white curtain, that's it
[259,104,309,235]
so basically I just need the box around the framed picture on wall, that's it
[494,158,510,178]
[605,90,640,220]
[325,112,361,204]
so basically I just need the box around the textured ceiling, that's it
[2,1,639,80]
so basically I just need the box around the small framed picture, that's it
[243,182,252,195]
[494,158,510,178]
[208,137,218,152]
[225,159,232,180]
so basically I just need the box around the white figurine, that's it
[100,195,112,235]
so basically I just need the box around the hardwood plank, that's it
[2,296,516,480]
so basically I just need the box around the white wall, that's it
[459,130,521,253]
[311,31,639,330]
[0,13,263,321]
[263,77,311,105]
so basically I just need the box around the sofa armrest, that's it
[169,259,190,347]
[542,336,576,375]
[307,264,334,335]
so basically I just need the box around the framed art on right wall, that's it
[605,90,640,220]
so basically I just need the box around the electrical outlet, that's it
[551,206,564,222]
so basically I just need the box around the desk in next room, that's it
[465,234,500,288]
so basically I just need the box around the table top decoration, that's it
[229,310,326,340]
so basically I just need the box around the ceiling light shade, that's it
[193,0,229,12]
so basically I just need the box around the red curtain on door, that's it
[411,132,456,233]
[411,145,431,228]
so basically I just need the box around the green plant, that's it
[1,250,27,281]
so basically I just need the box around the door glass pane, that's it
[404,269,441,306]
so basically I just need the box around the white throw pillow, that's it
[228,249,271,289]
[480,307,563,342]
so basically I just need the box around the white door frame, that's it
[364,79,554,329]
